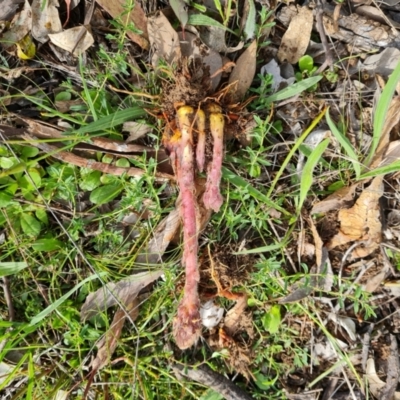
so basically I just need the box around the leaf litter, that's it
[4,0,400,398]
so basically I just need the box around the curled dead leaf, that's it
[327,176,383,258]
[311,184,358,214]
[48,26,94,56]
[80,270,163,320]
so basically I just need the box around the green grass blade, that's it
[267,107,327,197]
[29,272,107,326]
[326,110,361,178]
[222,167,290,216]
[235,242,286,254]
[359,160,400,179]
[264,76,322,104]
[72,107,147,135]
[0,262,28,277]
[298,138,329,213]
[365,60,400,166]
[187,14,237,35]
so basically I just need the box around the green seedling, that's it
[295,55,319,91]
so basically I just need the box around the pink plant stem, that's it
[203,105,224,212]
[195,109,206,173]
[172,106,202,349]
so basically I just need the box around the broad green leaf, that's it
[298,138,329,213]
[0,192,13,207]
[298,55,314,73]
[89,183,123,205]
[326,110,360,178]
[199,390,223,400]
[21,146,39,158]
[0,157,14,169]
[20,213,41,237]
[55,91,71,102]
[115,158,130,168]
[29,272,107,326]
[254,373,279,390]
[262,305,281,334]
[80,170,101,191]
[366,60,400,166]
[32,238,63,252]
[35,209,48,225]
[26,168,41,188]
[265,76,322,103]
[170,0,188,28]
[0,262,28,277]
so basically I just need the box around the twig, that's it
[315,0,333,73]
[2,277,15,321]
[22,134,174,183]
[173,364,253,400]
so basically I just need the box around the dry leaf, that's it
[148,12,181,67]
[381,140,400,167]
[123,121,152,142]
[228,40,257,103]
[363,270,387,293]
[327,176,383,258]
[135,208,182,265]
[91,298,140,372]
[80,270,163,320]
[95,0,148,49]
[48,26,94,56]
[365,356,400,400]
[278,6,313,64]
[311,184,358,214]
[224,293,248,336]
[31,0,62,43]
[179,31,222,91]
[1,0,32,50]
[0,0,24,21]
[199,25,244,54]
[369,96,400,169]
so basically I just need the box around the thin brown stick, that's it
[173,364,253,400]
[22,134,174,183]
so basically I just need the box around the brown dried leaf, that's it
[80,270,163,320]
[135,209,182,265]
[31,0,62,43]
[227,40,257,103]
[365,356,400,400]
[148,12,181,67]
[95,0,148,49]
[369,96,400,169]
[1,0,32,50]
[0,0,24,21]
[381,140,400,167]
[311,184,358,214]
[278,6,313,64]
[327,176,383,257]
[179,31,222,91]
[224,293,248,336]
[91,298,140,372]
[48,26,94,56]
